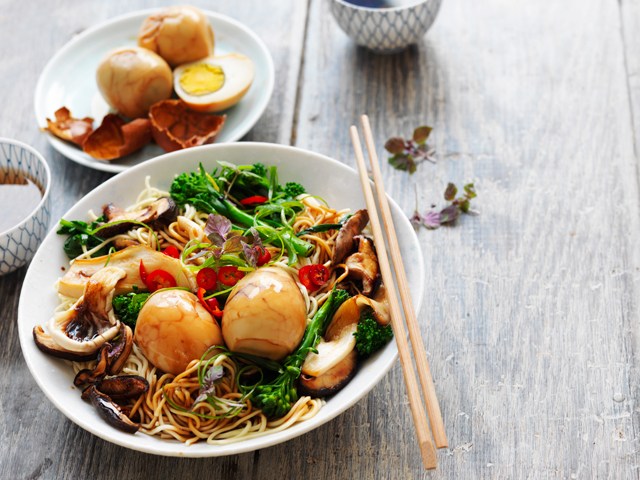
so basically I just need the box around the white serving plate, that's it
[34,9,275,173]
[18,143,424,457]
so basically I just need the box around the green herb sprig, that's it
[411,183,477,230]
[385,126,436,174]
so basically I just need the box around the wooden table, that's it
[2,0,639,478]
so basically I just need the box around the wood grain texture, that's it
[3,0,640,478]
[294,0,640,477]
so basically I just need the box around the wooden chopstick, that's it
[360,114,448,449]
[349,126,438,470]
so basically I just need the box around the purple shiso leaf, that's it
[205,214,232,246]
[250,227,263,250]
[190,365,225,411]
[439,205,460,224]
[242,241,256,268]
[444,183,457,202]
[422,210,441,229]
[223,235,244,254]
[385,137,406,154]
[191,393,209,410]
[413,126,433,145]
[204,365,224,387]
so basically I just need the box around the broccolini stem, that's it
[216,196,314,257]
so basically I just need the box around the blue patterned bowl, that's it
[0,139,51,275]
[330,0,442,53]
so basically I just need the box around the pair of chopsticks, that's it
[349,115,447,470]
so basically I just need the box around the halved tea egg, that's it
[173,54,254,113]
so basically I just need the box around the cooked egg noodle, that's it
[60,176,352,444]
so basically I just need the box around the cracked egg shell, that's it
[83,114,152,160]
[149,99,226,153]
[43,107,93,146]
[96,46,173,119]
[138,6,214,68]
[221,267,307,361]
[134,290,224,375]
[173,54,255,113]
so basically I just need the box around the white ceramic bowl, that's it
[35,9,275,173]
[0,139,51,275]
[18,142,424,456]
[330,0,442,53]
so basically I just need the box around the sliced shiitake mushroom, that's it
[298,349,358,398]
[58,245,196,298]
[86,385,140,434]
[107,325,133,375]
[97,375,149,400]
[32,325,97,362]
[48,267,125,355]
[302,297,359,377]
[74,344,110,387]
[355,284,390,327]
[332,209,369,265]
[345,236,378,296]
[111,238,140,250]
[94,197,177,238]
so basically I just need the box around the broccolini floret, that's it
[112,288,151,331]
[283,182,306,198]
[353,310,394,357]
[249,162,268,178]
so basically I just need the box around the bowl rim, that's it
[0,137,51,237]
[333,0,431,13]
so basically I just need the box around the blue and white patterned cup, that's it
[330,0,442,53]
[0,139,51,275]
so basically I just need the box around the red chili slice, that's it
[145,269,177,293]
[162,246,180,259]
[299,264,329,291]
[254,246,272,266]
[196,267,218,290]
[309,264,329,287]
[240,195,268,205]
[298,265,318,291]
[139,260,148,283]
[197,288,223,317]
[218,266,245,287]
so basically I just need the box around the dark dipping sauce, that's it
[342,0,421,7]
[0,174,43,233]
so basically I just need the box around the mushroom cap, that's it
[134,290,224,375]
[221,267,307,361]
[47,266,125,354]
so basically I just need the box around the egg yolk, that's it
[179,64,225,96]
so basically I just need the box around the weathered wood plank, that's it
[621,0,640,159]
[0,0,306,478]
[290,0,640,478]
[3,0,640,478]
